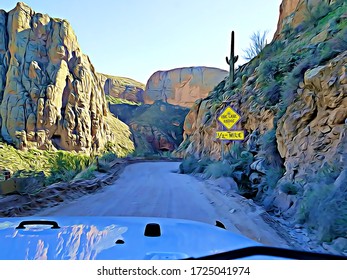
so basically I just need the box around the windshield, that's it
[0,0,346,262]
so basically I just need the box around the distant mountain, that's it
[97,73,145,104]
[143,66,228,108]
[110,101,189,155]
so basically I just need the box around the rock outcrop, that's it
[274,0,338,39]
[97,73,145,103]
[110,101,189,155]
[143,66,228,108]
[276,51,347,185]
[0,2,127,153]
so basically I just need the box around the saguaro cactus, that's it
[225,31,239,85]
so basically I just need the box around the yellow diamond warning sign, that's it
[216,131,244,140]
[218,106,240,130]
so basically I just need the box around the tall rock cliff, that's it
[0,2,130,153]
[143,66,228,108]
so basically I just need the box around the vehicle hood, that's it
[0,216,260,260]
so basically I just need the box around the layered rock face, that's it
[276,51,347,184]
[0,2,117,153]
[97,73,145,103]
[143,67,228,108]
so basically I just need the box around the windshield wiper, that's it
[186,246,347,260]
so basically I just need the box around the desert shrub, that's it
[261,81,281,106]
[179,156,199,174]
[304,2,332,27]
[242,30,268,61]
[265,166,285,190]
[279,73,301,110]
[316,161,343,185]
[193,157,213,174]
[281,23,293,38]
[299,183,347,242]
[74,165,97,180]
[257,59,281,85]
[261,40,286,59]
[276,53,321,120]
[239,151,254,166]
[46,169,77,184]
[100,152,117,162]
[46,151,92,184]
[279,181,299,195]
[225,142,243,164]
[245,57,261,76]
[272,40,286,54]
[203,161,234,179]
[160,151,172,158]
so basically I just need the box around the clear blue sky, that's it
[2,0,282,84]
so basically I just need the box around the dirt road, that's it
[35,162,295,248]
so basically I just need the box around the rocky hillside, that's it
[97,73,145,104]
[0,2,133,154]
[177,0,347,248]
[110,101,189,155]
[143,66,228,108]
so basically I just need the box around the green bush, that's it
[310,2,332,21]
[203,161,234,179]
[316,161,343,185]
[304,2,332,27]
[226,142,242,163]
[74,165,97,180]
[265,166,285,190]
[100,152,117,162]
[45,151,92,184]
[279,182,299,195]
[299,183,347,242]
[261,81,281,106]
[281,23,293,38]
[179,156,199,174]
[257,59,280,85]
[194,157,213,174]
[46,169,77,184]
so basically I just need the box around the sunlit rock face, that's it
[276,51,347,184]
[273,0,336,40]
[0,2,116,152]
[143,66,228,108]
[97,73,145,103]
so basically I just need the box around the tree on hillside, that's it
[242,30,268,61]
